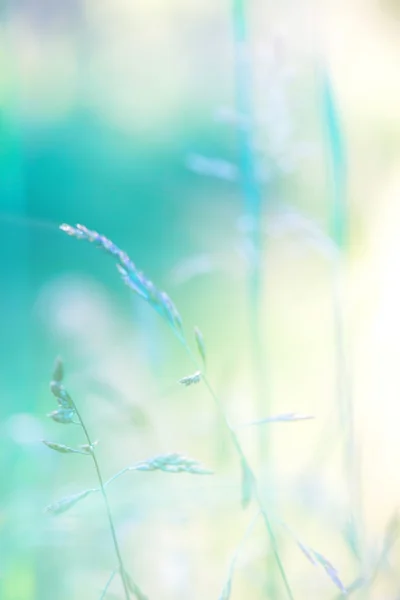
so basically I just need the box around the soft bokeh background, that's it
[2,0,400,598]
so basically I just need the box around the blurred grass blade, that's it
[321,69,346,248]
[99,569,117,600]
[283,523,347,593]
[313,551,347,595]
[124,570,149,600]
[42,440,89,455]
[194,326,207,368]
[300,543,347,594]
[178,371,202,386]
[45,489,97,515]
[322,68,363,585]
[342,516,360,560]
[245,413,314,426]
[218,559,236,600]
[132,453,213,475]
[295,539,317,566]
[240,458,253,509]
[333,512,400,599]
[332,576,365,599]
[218,511,260,599]
[382,510,400,555]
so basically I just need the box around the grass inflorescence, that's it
[44,357,136,600]
[43,354,212,599]
[57,222,353,599]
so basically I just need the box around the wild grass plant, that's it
[34,42,400,600]
[43,353,213,600]
[182,13,387,595]
[41,222,358,600]
[41,53,400,598]
[1,1,400,597]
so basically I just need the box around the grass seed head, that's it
[45,489,96,515]
[61,223,185,336]
[47,408,76,424]
[52,356,64,383]
[179,371,201,387]
[194,326,206,366]
[42,440,88,455]
[133,453,213,475]
[241,459,253,509]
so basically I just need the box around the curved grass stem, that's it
[181,339,295,600]
[99,568,118,600]
[71,401,131,600]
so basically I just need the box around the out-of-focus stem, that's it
[72,402,131,600]
[231,0,269,458]
[181,340,295,600]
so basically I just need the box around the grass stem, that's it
[182,340,295,600]
[71,401,131,600]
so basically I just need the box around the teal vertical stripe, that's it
[230,4,294,600]
[321,71,347,249]
[0,1,30,410]
[321,68,366,569]
[231,0,263,283]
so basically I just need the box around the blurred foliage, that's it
[2,0,400,599]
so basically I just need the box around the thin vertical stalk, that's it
[71,401,131,600]
[99,569,118,600]
[231,0,263,258]
[322,70,365,572]
[231,2,278,594]
[231,0,267,448]
[332,255,363,560]
[182,340,295,600]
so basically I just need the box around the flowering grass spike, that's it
[133,453,213,475]
[60,223,184,337]
[178,371,202,387]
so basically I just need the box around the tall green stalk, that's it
[182,342,294,600]
[322,69,365,575]
[45,362,132,600]
[231,0,270,471]
[71,402,132,600]
[231,2,278,594]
